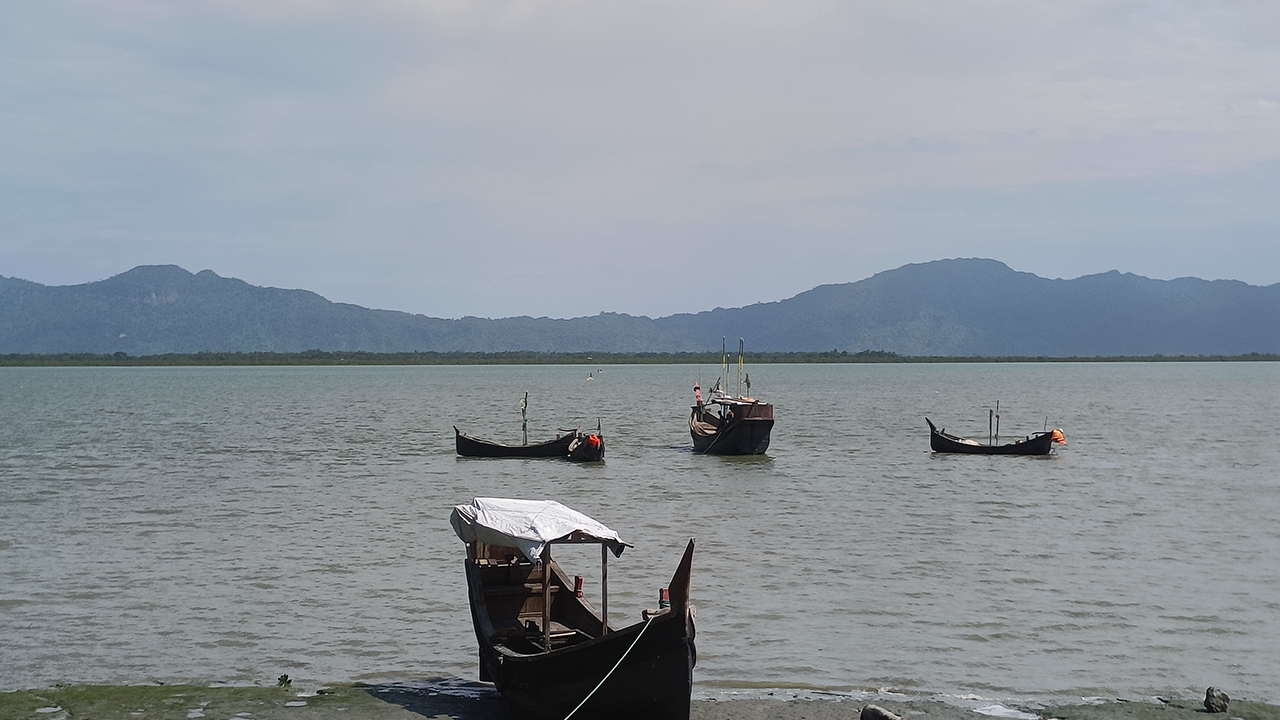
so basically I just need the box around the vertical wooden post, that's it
[542,544,551,650]
[601,544,609,636]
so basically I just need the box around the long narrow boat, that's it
[454,427,579,458]
[450,498,696,720]
[927,418,1064,455]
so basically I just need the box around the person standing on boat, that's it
[693,382,703,415]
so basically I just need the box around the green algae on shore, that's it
[0,683,508,720]
[5,686,1280,720]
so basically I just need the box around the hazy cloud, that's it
[2,0,1277,318]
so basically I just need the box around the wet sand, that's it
[4,684,1280,720]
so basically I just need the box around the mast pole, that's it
[737,338,744,398]
[995,400,1000,445]
[542,544,551,649]
[721,337,727,396]
[600,544,609,636]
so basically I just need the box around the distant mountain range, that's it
[2,259,1278,356]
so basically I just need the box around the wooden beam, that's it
[601,544,609,636]
[542,545,551,650]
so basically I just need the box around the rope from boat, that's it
[701,415,743,454]
[562,614,655,720]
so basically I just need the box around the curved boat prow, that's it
[666,539,695,612]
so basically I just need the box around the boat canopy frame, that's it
[452,498,635,650]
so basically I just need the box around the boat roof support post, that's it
[601,543,609,636]
[542,544,551,650]
[995,400,1000,445]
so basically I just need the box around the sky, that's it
[2,1,1278,319]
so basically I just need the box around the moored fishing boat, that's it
[689,338,774,455]
[454,427,580,458]
[690,397,773,455]
[450,498,696,720]
[926,417,1065,455]
[454,427,605,461]
[455,392,605,461]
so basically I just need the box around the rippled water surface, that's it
[2,363,1278,702]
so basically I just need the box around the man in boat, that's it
[693,382,702,415]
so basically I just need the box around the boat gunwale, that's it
[454,427,577,450]
[926,417,1057,454]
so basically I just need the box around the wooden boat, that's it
[690,397,773,455]
[456,392,605,461]
[455,427,578,458]
[454,427,605,461]
[689,338,774,455]
[927,418,1064,455]
[451,498,696,720]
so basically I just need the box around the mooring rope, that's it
[562,614,656,720]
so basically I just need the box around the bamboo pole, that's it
[995,400,1000,445]
[601,544,609,636]
[737,338,744,397]
[542,545,551,649]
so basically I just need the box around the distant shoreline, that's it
[2,350,1278,367]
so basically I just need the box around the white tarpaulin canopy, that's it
[450,497,629,563]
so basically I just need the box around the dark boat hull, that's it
[566,434,605,462]
[926,418,1055,455]
[690,405,773,455]
[455,428,576,458]
[465,541,697,720]
[484,608,694,720]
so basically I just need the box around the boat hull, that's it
[483,608,694,720]
[926,418,1055,455]
[690,405,773,455]
[464,541,697,720]
[455,428,577,458]
[567,434,606,462]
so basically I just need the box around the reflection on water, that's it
[1,363,1278,703]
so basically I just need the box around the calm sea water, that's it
[2,363,1278,704]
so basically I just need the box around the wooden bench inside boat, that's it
[491,619,594,651]
[467,536,609,653]
[483,582,559,596]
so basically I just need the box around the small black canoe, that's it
[455,427,577,458]
[927,418,1062,455]
[455,427,605,461]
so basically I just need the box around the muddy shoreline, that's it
[4,683,1280,720]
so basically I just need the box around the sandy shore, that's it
[4,684,1279,720]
